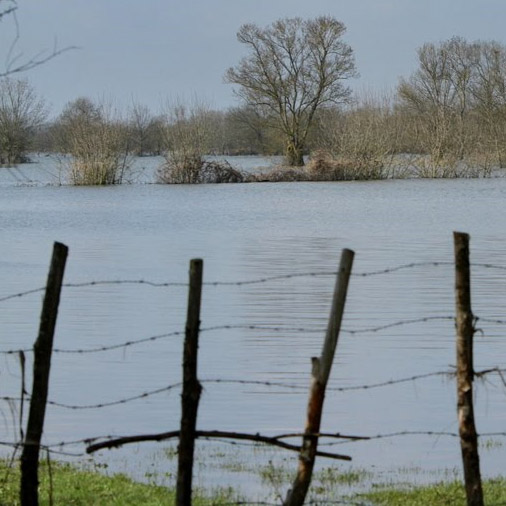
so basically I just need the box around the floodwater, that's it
[1,155,506,499]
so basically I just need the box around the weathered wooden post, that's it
[176,259,203,506]
[285,249,354,506]
[20,242,68,506]
[454,232,483,506]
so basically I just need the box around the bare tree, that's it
[225,16,356,166]
[158,97,213,183]
[398,39,463,170]
[0,78,47,164]
[128,101,154,156]
[397,37,506,174]
[396,37,487,174]
[470,41,506,166]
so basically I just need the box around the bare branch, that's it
[86,429,351,461]
[0,0,77,78]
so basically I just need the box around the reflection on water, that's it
[1,156,506,497]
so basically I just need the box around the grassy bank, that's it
[2,458,506,505]
[361,478,506,505]
[0,460,238,506]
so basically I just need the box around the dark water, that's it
[1,156,506,497]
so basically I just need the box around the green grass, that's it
[4,455,506,505]
[316,466,372,487]
[0,460,239,506]
[360,477,506,505]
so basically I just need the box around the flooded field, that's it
[1,155,506,500]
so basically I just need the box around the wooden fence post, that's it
[285,249,354,506]
[20,242,68,506]
[454,232,483,506]
[176,259,203,506]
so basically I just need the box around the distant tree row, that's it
[24,95,285,157]
[2,16,506,182]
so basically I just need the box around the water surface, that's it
[1,156,505,498]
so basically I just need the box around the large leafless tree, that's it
[225,16,356,166]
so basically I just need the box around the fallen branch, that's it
[86,429,351,461]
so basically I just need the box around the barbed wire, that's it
[0,286,47,303]
[0,367,501,414]
[1,410,504,461]
[0,439,84,457]
[472,262,506,272]
[0,315,460,356]
[45,383,181,410]
[0,385,181,410]
[0,260,466,305]
[31,427,506,454]
[201,371,456,393]
[203,367,505,392]
[0,395,23,402]
[0,325,317,355]
[3,259,506,305]
[342,315,455,335]
[477,316,506,326]
[321,431,461,446]
[352,261,452,276]
[51,325,318,354]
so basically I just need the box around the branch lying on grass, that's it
[86,430,353,461]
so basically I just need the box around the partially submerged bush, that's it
[407,153,494,178]
[307,151,388,180]
[158,159,244,184]
[306,152,348,181]
[311,95,400,180]
[158,98,213,183]
[245,167,309,182]
[200,161,244,183]
[55,98,131,185]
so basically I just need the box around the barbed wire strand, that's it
[0,260,466,304]
[307,430,506,448]
[46,383,182,410]
[9,426,506,456]
[204,367,505,393]
[0,315,459,356]
[3,367,505,412]
[4,259,506,304]
[342,315,455,335]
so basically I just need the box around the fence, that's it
[1,232,506,505]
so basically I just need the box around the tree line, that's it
[2,16,506,183]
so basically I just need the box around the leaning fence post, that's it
[176,259,203,506]
[285,249,354,506]
[454,232,483,506]
[20,242,68,506]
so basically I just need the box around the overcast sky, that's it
[3,0,506,117]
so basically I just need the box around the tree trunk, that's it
[286,140,305,166]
